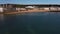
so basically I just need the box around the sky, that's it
[0,0,60,4]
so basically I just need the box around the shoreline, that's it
[0,10,60,14]
[3,11,49,14]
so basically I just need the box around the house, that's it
[1,4,16,12]
[43,7,49,10]
[49,7,58,11]
[0,6,3,13]
[16,8,20,11]
[57,7,60,10]
[16,8,26,11]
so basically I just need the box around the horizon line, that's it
[0,3,60,5]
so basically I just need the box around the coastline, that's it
[0,10,59,14]
[0,4,60,14]
[3,10,49,14]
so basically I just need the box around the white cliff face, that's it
[25,6,35,8]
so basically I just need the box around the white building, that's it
[16,8,20,11]
[43,7,49,10]
[16,8,26,11]
[0,7,3,12]
[57,7,60,10]
[49,7,58,11]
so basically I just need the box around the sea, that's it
[0,12,60,34]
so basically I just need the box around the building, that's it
[0,4,16,13]
[0,6,3,13]
[0,4,60,13]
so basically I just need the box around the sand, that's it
[3,10,49,14]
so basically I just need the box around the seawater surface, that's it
[0,12,60,34]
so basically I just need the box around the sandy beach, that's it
[3,10,49,14]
